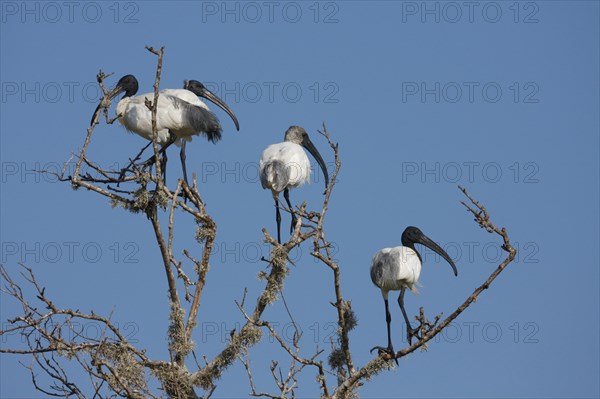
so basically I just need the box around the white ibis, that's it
[370,226,458,360]
[91,75,239,184]
[259,126,329,243]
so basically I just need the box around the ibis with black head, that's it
[370,226,458,362]
[259,126,329,244]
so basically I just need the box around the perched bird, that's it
[259,126,329,243]
[370,226,458,360]
[91,75,239,184]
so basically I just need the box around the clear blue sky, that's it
[1,1,598,398]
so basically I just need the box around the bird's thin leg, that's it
[160,145,168,185]
[283,188,296,234]
[139,135,176,186]
[141,134,176,169]
[274,196,282,244]
[151,144,168,189]
[398,287,419,344]
[180,140,189,187]
[370,298,398,365]
[385,299,393,351]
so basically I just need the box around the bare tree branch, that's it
[1,45,521,399]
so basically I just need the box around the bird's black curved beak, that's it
[301,135,329,191]
[416,232,458,276]
[188,83,240,131]
[90,84,124,126]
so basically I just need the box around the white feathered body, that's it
[370,247,422,299]
[116,89,214,146]
[259,142,311,195]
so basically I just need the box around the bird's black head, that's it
[401,226,458,276]
[283,125,308,144]
[184,80,207,95]
[112,74,138,99]
[401,226,426,246]
[90,74,138,126]
[184,79,240,131]
[284,126,329,192]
